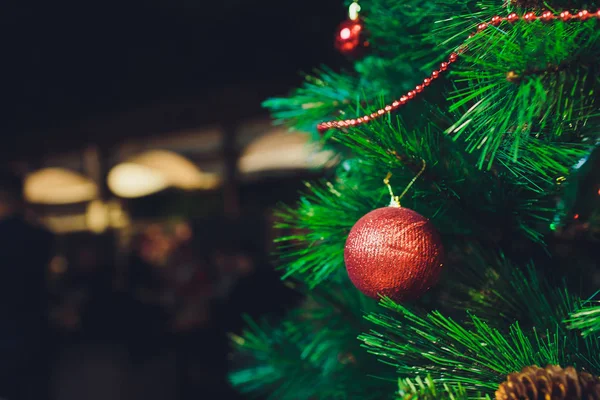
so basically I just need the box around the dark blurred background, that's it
[0,2,345,399]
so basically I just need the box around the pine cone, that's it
[496,365,600,400]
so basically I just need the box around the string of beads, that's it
[317,9,600,134]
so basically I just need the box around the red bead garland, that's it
[316,9,599,134]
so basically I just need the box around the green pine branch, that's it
[439,245,593,340]
[567,301,600,338]
[362,0,476,72]
[266,1,600,177]
[356,249,600,394]
[550,145,600,232]
[274,112,584,286]
[262,0,479,136]
[360,297,600,396]
[263,67,389,136]
[229,277,395,400]
[397,376,482,400]
[274,181,379,288]
[446,17,600,169]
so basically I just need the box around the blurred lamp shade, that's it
[24,168,98,205]
[108,163,169,198]
[108,150,219,198]
[238,130,334,175]
[85,199,129,233]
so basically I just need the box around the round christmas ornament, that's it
[344,168,444,301]
[335,1,369,58]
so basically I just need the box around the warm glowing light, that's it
[130,150,219,190]
[107,200,129,228]
[85,199,129,233]
[107,163,169,198]
[24,168,98,205]
[41,200,129,234]
[340,27,351,39]
[49,255,68,275]
[574,213,580,220]
[175,222,192,242]
[238,130,335,175]
[108,150,220,198]
[86,200,109,234]
[42,214,88,233]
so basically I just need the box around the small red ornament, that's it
[344,206,444,302]
[335,1,368,58]
[335,18,368,57]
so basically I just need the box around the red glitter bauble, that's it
[335,18,369,58]
[344,206,444,301]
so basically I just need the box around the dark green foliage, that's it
[263,68,386,137]
[229,277,395,399]
[264,0,478,136]
[358,259,600,397]
[360,296,600,395]
[274,181,376,287]
[551,145,600,232]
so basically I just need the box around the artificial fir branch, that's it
[447,17,600,169]
[273,114,582,285]
[232,0,600,398]
[414,249,600,368]
[273,181,377,287]
[264,0,478,135]
[504,57,596,84]
[360,297,600,395]
[315,9,599,172]
[397,376,477,400]
[567,303,600,337]
[229,279,394,400]
[333,119,575,242]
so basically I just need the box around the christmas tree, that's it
[229,0,600,399]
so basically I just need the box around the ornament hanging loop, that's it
[384,172,400,207]
[348,1,361,20]
[384,159,427,207]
